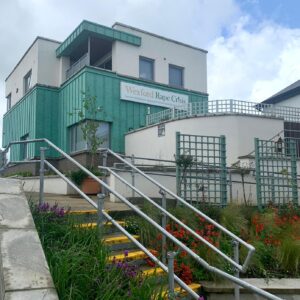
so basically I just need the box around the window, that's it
[69,121,110,153]
[6,94,11,110]
[139,57,154,81]
[24,70,32,95]
[20,134,29,160]
[158,124,165,137]
[169,64,184,88]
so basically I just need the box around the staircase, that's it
[70,208,202,299]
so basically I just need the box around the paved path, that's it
[26,192,132,211]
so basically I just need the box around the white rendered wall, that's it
[125,115,284,166]
[37,39,61,87]
[5,41,39,107]
[5,38,61,107]
[273,95,300,108]
[112,24,207,93]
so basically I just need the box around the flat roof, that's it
[112,22,208,54]
[5,37,61,82]
[56,20,141,57]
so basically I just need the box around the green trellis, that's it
[255,138,298,209]
[175,132,227,206]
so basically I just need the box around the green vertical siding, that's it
[35,87,59,157]
[3,67,208,160]
[3,89,37,160]
[3,86,59,160]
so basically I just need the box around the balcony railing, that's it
[146,99,300,126]
[66,53,89,80]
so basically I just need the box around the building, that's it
[262,80,300,156]
[3,20,208,161]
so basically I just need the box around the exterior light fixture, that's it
[275,137,283,153]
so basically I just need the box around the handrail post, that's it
[97,193,105,235]
[101,150,108,196]
[39,147,47,206]
[131,154,135,198]
[233,240,240,300]
[167,251,176,299]
[159,189,167,264]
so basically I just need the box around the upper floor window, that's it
[139,57,154,81]
[169,64,184,88]
[24,70,32,95]
[6,93,11,110]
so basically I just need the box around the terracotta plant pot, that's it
[81,177,101,195]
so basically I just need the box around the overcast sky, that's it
[1,0,300,146]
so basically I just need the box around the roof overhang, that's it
[56,20,141,57]
[262,86,300,105]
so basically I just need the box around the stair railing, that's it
[101,148,284,300]
[1,139,283,299]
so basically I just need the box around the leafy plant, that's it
[69,91,103,169]
[68,168,103,187]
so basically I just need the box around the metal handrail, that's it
[103,148,255,272]
[1,139,200,299]
[2,139,283,299]
[100,149,284,300]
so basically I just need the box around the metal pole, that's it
[233,241,240,300]
[167,251,176,299]
[159,189,167,264]
[131,154,135,198]
[39,147,47,206]
[97,193,105,235]
[102,150,108,196]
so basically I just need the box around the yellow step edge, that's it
[108,250,148,262]
[75,221,125,228]
[142,267,164,277]
[161,283,201,298]
[68,209,99,215]
[104,235,139,245]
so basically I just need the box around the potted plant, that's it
[69,92,104,194]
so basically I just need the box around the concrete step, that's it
[75,221,125,228]
[161,283,202,299]
[108,249,158,263]
[104,233,139,250]
[142,266,165,277]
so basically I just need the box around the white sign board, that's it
[120,82,189,109]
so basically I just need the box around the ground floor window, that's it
[20,134,29,160]
[69,121,110,153]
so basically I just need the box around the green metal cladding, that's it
[3,86,59,160]
[3,67,208,159]
[56,20,141,57]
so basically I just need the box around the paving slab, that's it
[5,288,58,300]
[0,229,55,291]
[0,194,34,229]
[0,179,22,195]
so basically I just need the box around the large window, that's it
[69,121,110,153]
[169,64,184,88]
[6,93,11,110]
[139,57,154,81]
[23,70,32,95]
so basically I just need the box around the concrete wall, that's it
[22,176,76,195]
[112,24,207,93]
[125,115,284,166]
[5,38,61,107]
[0,178,58,299]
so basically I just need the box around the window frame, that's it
[23,70,32,95]
[6,93,11,110]
[169,64,184,88]
[139,56,154,81]
[68,121,110,154]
